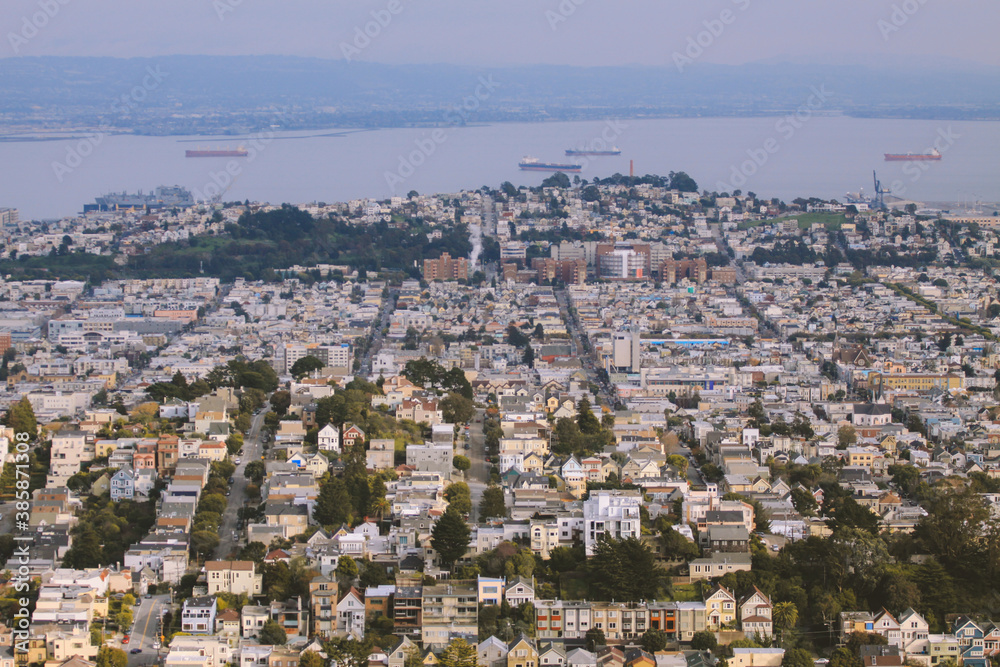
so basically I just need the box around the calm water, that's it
[2,116,999,220]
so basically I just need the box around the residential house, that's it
[705,586,737,630]
[181,596,218,634]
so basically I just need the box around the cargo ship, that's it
[565,146,622,156]
[186,147,249,158]
[884,149,941,161]
[85,186,194,213]
[519,157,582,173]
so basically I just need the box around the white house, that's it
[317,424,340,453]
[337,588,365,640]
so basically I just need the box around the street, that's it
[556,288,616,408]
[126,593,169,667]
[465,409,490,522]
[216,410,267,559]
[360,288,397,377]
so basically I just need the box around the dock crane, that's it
[873,170,890,210]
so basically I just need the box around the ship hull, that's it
[884,154,941,161]
[186,150,249,158]
[519,164,582,173]
[565,150,621,156]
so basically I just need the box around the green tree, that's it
[837,425,857,449]
[440,393,476,424]
[585,628,607,651]
[191,530,220,560]
[576,397,601,435]
[336,554,359,586]
[782,649,813,667]
[444,481,473,516]
[690,630,718,651]
[479,485,507,520]
[790,488,818,517]
[270,390,292,416]
[245,460,265,485]
[522,344,535,368]
[641,628,669,653]
[829,648,859,667]
[4,396,37,440]
[300,651,325,667]
[589,535,667,601]
[666,454,689,475]
[439,638,478,667]
[431,509,471,568]
[453,455,471,472]
[314,477,353,526]
[773,601,798,639]
[259,618,288,645]
[96,646,128,667]
[234,412,252,434]
[290,355,325,379]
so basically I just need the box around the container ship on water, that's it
[186,147,249,158]
[519,157,582,173]
[84,186,194,213]
[565,146,622,156]
[884,149,941,161]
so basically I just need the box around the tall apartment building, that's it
[595,243,651,280]
[659,258,708,284]
[611,330,641,373]
[582,491,642,556]
[423,253,469,281]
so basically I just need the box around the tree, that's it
[440,393,476,424]
[270,390,292,416]
[585,628,607,651]
[314,477,353,526]
[336,554,359,586]
[245,460,265,485]
[96,646,128,667]
[576,397,601,435]
[290,355,325,379]
[479,485,507,520]
[444,482,473,516]
[837,425,857,449]
[790,488,818,517]
[3,396,37,440]
[589,535,667,601]
[191,530,220,560]
[690,630,718,651]
[439,638,478,667]
[782,649,813,667]
[666,454,689,475]
[829,648,858,667]
[522,344,535,368]
[641,628,669,653]
[773,601,799,640]
[300,651,325,667]
[259,618,288,645]
[431,509,471,567]
[453,455,471,472]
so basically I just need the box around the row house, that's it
[536,600,707,643]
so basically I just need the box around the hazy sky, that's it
[3,0,998,68]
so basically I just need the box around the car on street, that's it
[122,636,129,645]
[228,477,235,484]
[130,648,142,654]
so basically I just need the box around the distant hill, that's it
[3,56,1000,132]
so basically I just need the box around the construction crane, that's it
[873,170,890,210]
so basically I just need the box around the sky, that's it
[2,0,999,68]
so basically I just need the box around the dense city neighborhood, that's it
[1,175,1000,667]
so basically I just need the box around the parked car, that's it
[122,636,129,645]
[130,649,142,654]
